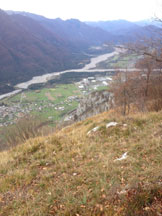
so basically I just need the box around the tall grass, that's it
[0,115,51,150]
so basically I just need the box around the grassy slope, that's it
[0,110,162,215]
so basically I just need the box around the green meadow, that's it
[4,84,82,123]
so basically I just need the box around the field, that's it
[5,84,82,123]
[1,76,109,127]
[96,53,139,69]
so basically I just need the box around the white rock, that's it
[117,189,127,195]
[78,85,84,89]
[114,152,128,161]
[106,122,118,128]
[87,126,100,135]
[102,81,108,86]
[106,77,112,81]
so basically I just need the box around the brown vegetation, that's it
[0,109,161,215]
[0,116,52,151]
[111,50,162,115]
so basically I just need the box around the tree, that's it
[110,55,162,114]
[110,17,162,114]
[110,71,136,115]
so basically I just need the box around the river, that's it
[0,47,124,100]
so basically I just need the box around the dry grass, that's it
[0,116,53,151]
[0,110,162,215]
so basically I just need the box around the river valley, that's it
[0,47,124,100]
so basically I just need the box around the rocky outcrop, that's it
[64,90,113,122]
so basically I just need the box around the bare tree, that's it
[110,15,162,114]
[110,56,162,114]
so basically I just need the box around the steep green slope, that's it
[0,110,162,215]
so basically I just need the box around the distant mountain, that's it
[7,11,115,49]
[135,19,162,28]
[6,10,47,21]
[86,19,161,42]
[86,20,139,34]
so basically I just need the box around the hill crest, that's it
[0,109,161,215]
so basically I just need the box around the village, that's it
[76,75,112,93]
[0,75,112,127]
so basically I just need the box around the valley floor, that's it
[0,79,110,127]
[0,48,139,128]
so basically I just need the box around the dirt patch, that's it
[45,92,55,101]
[73,90,80,93]
[55,93,62,97]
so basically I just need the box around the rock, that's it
[87,126,100,135]
[106,122,118,128]
[114,152,128,161]
[65,90,114,122]
[117,189,127,195]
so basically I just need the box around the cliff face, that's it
[65,90,113,122]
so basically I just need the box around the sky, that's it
[0,0,161,21]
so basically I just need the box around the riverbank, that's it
[15,48,121,89]
[0,48,123,100]
[0,90,22,101]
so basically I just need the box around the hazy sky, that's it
[0,0,161,21]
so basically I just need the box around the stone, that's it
[87,126,100,135]
[106,122,118,128]
[114,152,128,161]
